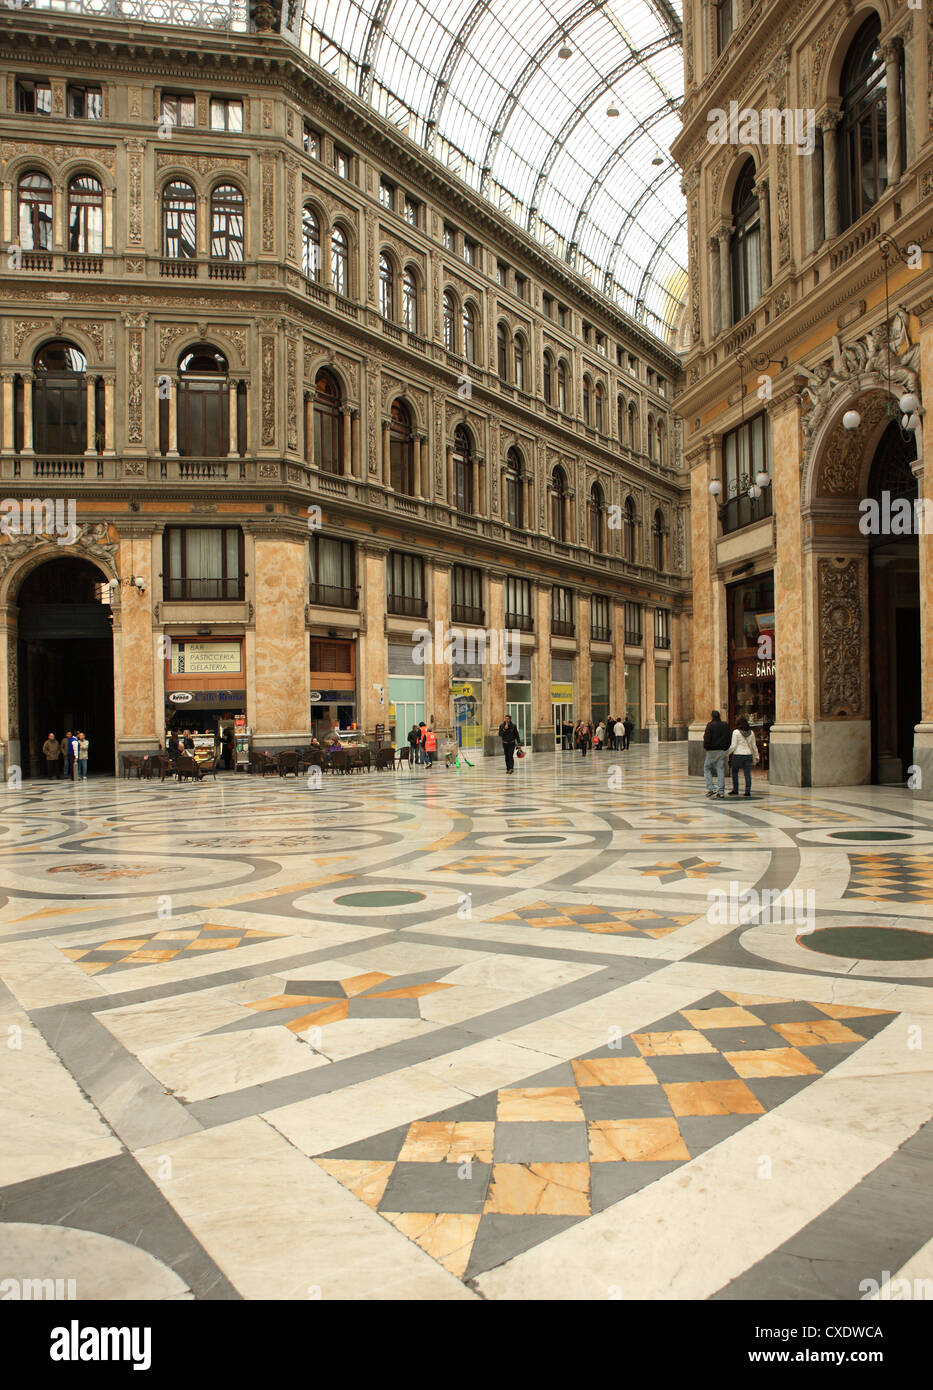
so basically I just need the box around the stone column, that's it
[687,446,718,773]
[769,391,811,787]
[669,613,683,732]
[304,393,314,465]
[882,41,902,184]
[709,236,722,338]
[476,453,485,516]
[115,528,158,759]
[227,380,239,458]
[574,591,591,720]
[341,405,352,476]
[382,419,391,487]
[430,561,451,732]
[644,641,657,745]
[487,571,506,745]
[563,489,571,542]
[806,132,826,250]
[412,434,422,496]
[610,599,626,718]
[252,532,312,747]
[85,376,97,454]
[717,225,731,332]
[819,109,841,241]
[446,442,454,505]
[351,410,361,478]
[1,375,13,452]
[524,471,534,531]
[906,317,933,795]
[104,376,115,452]
[167,376,179,457]
[531,580,552,749]
[21,373,34,454]
[755,177,772,289]
[358,543,389,732]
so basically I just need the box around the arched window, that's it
[653,509,665,570]
[18,171,52,251]
[162,180,196,260]
[623,497,636,562]
[582,375,592,425]
[302,207,320,279]
[594,381,604,433]
[67,174,102,254]
[177,347,228,456]
[379,253,394,319]
[314,369,344,475]
[390,399,414,494]
[551,466,567,542]
[497,324,509,381]
[557,360,568,413]
[331,226,348,296]
[462,302,476,363]
[453,423,473,514]
[628,402,638,451]
[210,184,244,261]
[513,334,525,390]
[505,447,523,529]
[543,351,553,405]
[588,481,605,553]
[33,341,88,455]
[647,413,655,461]
[403,268,418,332]
[730,159,760,323]
[840,15,888,229]
[443,291,457,352]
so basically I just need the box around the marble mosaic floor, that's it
[1,744,932,1301]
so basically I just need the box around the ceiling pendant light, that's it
[607,100,619,117]
[651,155,664,166]
[558,34,572,59]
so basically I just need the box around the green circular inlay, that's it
[506,834,567,845]
[799,926,933,961]
[335,890,425,908]
[828,830,913,842]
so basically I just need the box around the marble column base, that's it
[768,723,811,788]
[909,724,933,800]
[687,723,706,776]
[811,719,871,787]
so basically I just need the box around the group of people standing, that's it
[41,731,89,781]
[561,715,634,756]
[407,722,438,767]
[702,710,759,797]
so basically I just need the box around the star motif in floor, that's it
[209,968,458,1037]
[632,857,738,885]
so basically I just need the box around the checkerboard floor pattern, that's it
[491,902,698,937]
[314,990,896,1280]
[61,924,283,975]
[844,854,933,903]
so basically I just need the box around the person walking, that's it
[703,709,732,798]
[622,715,634,750]
[42,733,60,779]
[497,714,522,774]
[727,716,759,797]
[422,724,437,769]
[61,731,74,780]
[76,732,89,782]
[594,720,606,751]
[576,720,592,757]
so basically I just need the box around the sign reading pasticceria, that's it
[170,641,242,675]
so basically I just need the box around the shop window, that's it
[505,576,533,631]
[313,369,344,475]
[309,535,356,609]
[16,79,51,114]
[591,595,610,643]
[386,551,426,617]
[654,665,669,739]
[163,526,243,601]
[551,585,574,637]
[625,663,641,736]
[210,98,243,132]
[68,85,102,120]
[67,175,103,255]
[452,565,483,626]
[728,573,775,769]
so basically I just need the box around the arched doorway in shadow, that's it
[867,420,920,782]
[17,557,114,778]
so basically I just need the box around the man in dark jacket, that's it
[498,715,522,774]
[703,709,731,798]
[622,715,634,750]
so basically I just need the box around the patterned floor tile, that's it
[61,924,284,975]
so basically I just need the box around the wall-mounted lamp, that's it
[842,410,862,432]
[708,479,722,496]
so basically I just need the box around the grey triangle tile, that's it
[317,1124,410,1162]
[464,1214,584,1280]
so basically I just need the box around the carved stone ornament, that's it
[818,557,863,716]
[0,521,119,582]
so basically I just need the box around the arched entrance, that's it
[17,557,114,778]
[867,420,920,782]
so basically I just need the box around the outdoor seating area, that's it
[118,738,442,783]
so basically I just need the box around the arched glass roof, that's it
[282,0,686,341]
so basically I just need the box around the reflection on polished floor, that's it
[1,745,932,1301]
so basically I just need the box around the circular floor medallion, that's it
[502,834,568,845]
[334,889,426,907]
[827,830,914,842]
[799,926,933,960]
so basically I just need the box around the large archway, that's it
[17,557,114,779]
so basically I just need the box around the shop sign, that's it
[310,691,323,702]
[171,641,241,675]
[451,682,474,698]
[551,683,573,702]
[168,692,193,705]
[734,661,776,680]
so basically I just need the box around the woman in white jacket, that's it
[727,715,758,797]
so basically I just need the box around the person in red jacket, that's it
[422,725,437,769]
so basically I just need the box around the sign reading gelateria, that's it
[170,641,242,675]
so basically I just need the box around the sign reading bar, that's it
[170,641,241,675]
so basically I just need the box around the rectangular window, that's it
[716,0,734,55]
[624,602,642,645]
[514,273,527,300]
[163,527,243,601]
[654,608,671,649]
[309,536,356,609]
[442,222,456,250]
[334,147,351,179]
[655,664,669,739]
[721,412,773,534]
[68,86,102,120]
[161,93,196,128]
[551,586,575,637]
[590,595,610,643]
[557,304,568,328]
[582,321,592,344]
[542,293,553,318]
[310,639,353,674]
[591,660,609,728]
[496,260,508,286]
[625,663,641,736]
[379,178,395,210]
[628,354,638,375]
[403,196,419,226]
[596,332,606,357]
[462,238,476,266]
[210,98,243,132]
[451,566,484,626]
[16,80,52,114]
[505,577,533,631]
[386,552,426,617]
[303,124,321,158]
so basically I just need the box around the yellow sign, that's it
[551,683,573,703]
[451,682,474,697]
[171,641,241,675]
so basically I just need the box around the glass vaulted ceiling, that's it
[283,0,686,342]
